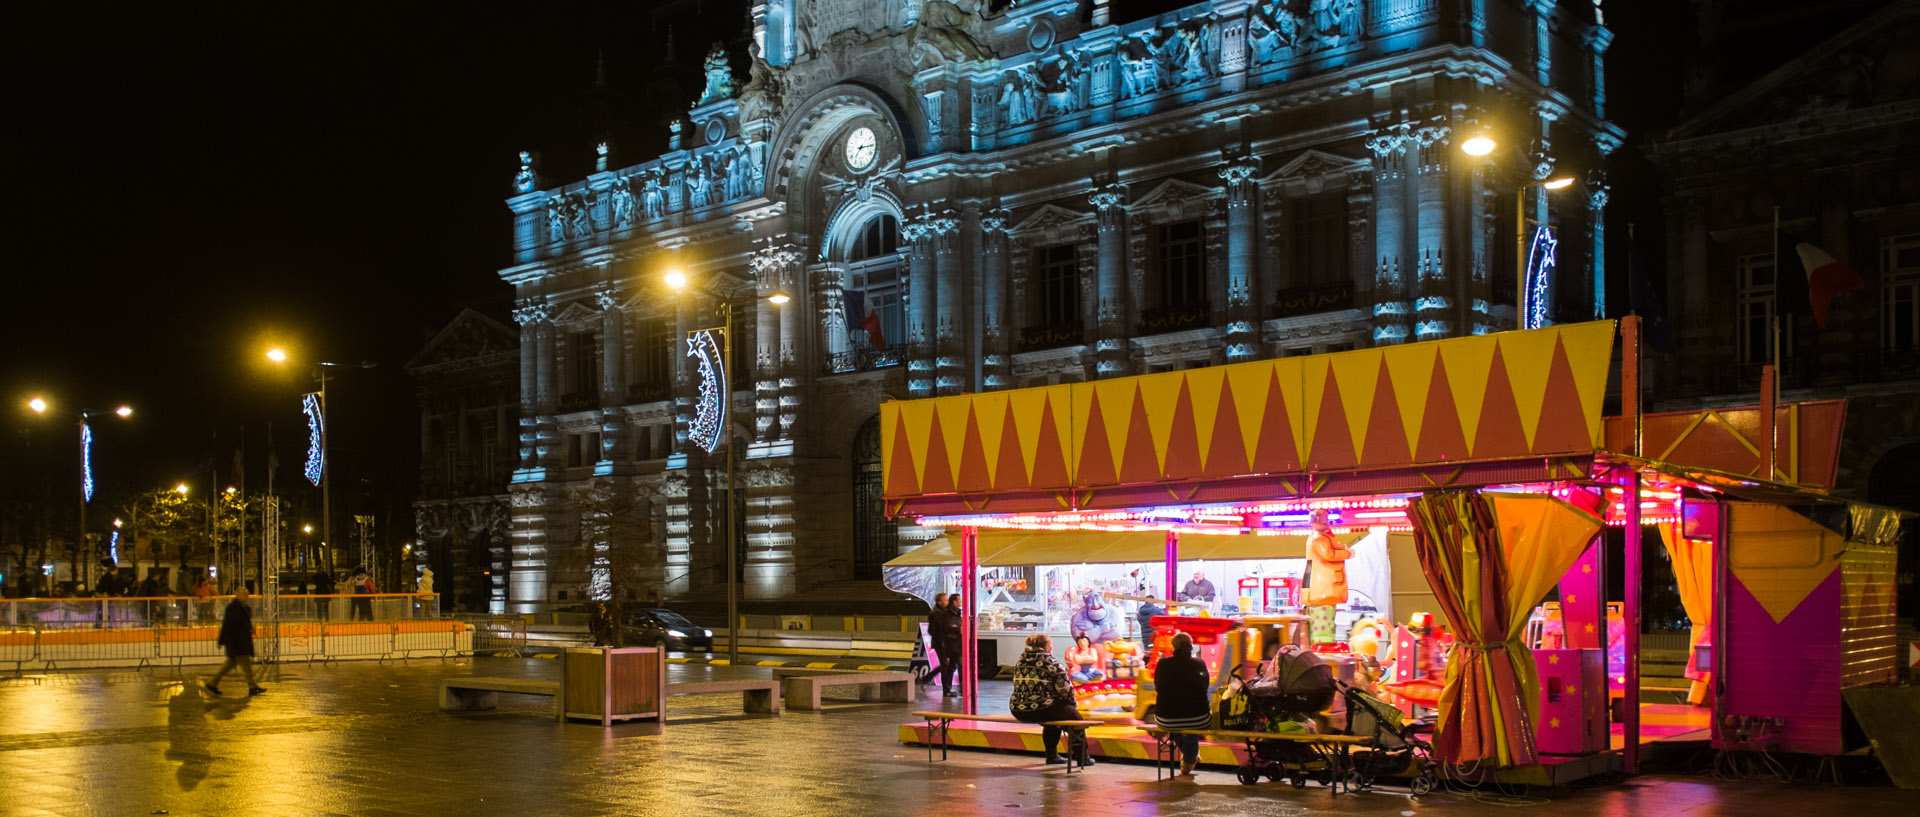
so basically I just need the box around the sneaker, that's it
[943,690,960,698]
[1077,755,1096,767]
[247,686,266,696]
[1044,756,1065,765]
[202,683,221,695]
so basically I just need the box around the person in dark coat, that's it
[1153,631,1214,777]
[205,588,264,696]
[927,593,961,697]
[311,571,336,620]
[1010,633,1093,767]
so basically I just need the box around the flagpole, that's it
[1770,206,1782,479]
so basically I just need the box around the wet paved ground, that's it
[0,659,1911,817]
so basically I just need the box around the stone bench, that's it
[666,679,781,714]
[911,710,1104,773]
[440,677,564,722]
[770,668,913,710]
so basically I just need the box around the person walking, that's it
[930,593,963,698]
[1153,631,1214,777]
[191,574,214,622]
[349,568,374,621]
[1010,633,1093,767]
[311,571,336,620]
[205,588,265,696]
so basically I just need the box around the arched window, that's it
[850,415,896,579]
[843,215,905,352]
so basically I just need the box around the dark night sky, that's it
[2,1,1879,533]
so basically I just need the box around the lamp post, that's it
[30,398,132,591]
[268,350,375,585]
[664,269,789,665]
[1460,134,1575,329]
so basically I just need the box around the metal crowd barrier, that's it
[0,615,467,672]
[453,614,528,657]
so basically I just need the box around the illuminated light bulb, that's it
[1461,135,1497,156]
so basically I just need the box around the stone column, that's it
[531,309,561,467]
[1413,124,1453,341]
[932,208,966,395]
[1366,126,1413,345]
[903,210,937,397]
[1221,152,1261,362]
[1346,167,1373,317]
[1587,175,1610,322]
[818,262,849,371]
[750,246,783,442]
[980,207,1012,390]
[775,245,805,440]
[596,287,630,465]
[1585,25,1613,120]
[512,301,544,469]
[1090,184,1130,378]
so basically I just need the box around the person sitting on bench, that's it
[1011,633,1095,767]
[1153,631,1213,777]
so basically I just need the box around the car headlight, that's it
[702,629,712,637]
[666,629,685,638]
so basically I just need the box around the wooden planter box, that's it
[561,646,665,725]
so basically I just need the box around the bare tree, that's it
[563,479,660,646]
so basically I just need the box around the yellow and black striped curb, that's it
[491,651,899,671]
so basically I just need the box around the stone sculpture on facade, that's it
[610,177,636,226]
[546,198,567,243]
[687,160,713,208]
[514,150,537,193]
[999,66,1040,126]
[643,170,667,220]
[698,43,735,104]
[1119,32,1160,99]
[568,194,592,238]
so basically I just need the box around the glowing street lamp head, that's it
[113,518,123,528]
[767,290,791,305]
[28,397,47,414]
[1542,175,1576,190]
[114,405,132,418]
[175,483,190,495]
[303,524,313,534]
[663,269,688,291]
[225,486,236,494]
[1460,135,1497,157]
[266,348,287,363]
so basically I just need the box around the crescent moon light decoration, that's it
[687,329,727,454]
[303,392,326,486]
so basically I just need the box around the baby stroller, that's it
[1224,647,1345,787]
[1340,681,1438,795]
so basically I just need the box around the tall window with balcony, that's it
[1276,193,1354,318]
[564,331,600,412]
[1737,253,1790,367]
[629,317,674,403]
[1023,244,1081,351]
[841,215,905,370]
[1883,234,1919,359]
[1143,221,1208,332]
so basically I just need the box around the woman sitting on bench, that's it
[1011,633,1094,767]
[1154,631,1213,778]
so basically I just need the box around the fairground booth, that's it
[882,319,1909,786]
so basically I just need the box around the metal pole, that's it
[1517,185,1527,318]
[1624,472,1643,773]
[1163,530,1178,614]
[961,525,979,716]
[320,371,331,585]
[77,418,87,592]
[724,302,738,666]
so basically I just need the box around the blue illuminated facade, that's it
[494,0,1620,610]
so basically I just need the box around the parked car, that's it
[622,608,713,651]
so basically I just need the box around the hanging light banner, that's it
[687,329,727,454]
[81,421,94,502]
[302,392,325,486]
[1522,224,1558,330]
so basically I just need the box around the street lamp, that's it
[29,397,134,590]
[1459,134,1576,329]
[267,350,376,585]
[664,267,790,664]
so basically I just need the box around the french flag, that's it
[1776,231,1865,328]
[844,290,886,348]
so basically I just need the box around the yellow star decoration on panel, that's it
[1550,718,1562,729]
[1583,564,1592,574]
[1548,654,1560,665]
[1566,594,1576,604]
[1584,624,1596,634]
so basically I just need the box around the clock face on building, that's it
[845,127,877,172]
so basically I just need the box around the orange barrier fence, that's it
[0,618,470,671]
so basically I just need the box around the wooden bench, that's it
[1141,727,1212,781]
[666,679,782,714]
[910,710,1104,773]
[770,668,913,710]
[440,677,565,722]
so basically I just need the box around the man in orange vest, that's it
[1304,509,1351,644]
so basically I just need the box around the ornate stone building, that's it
[1647,1,1919,618]
[408,309,521,613]
[496,0,1621,611]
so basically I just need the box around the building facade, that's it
[495,0,1621,611]
[408,309,522,613]
[1647,0,1919,621]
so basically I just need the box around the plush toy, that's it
[1069,591,1124,645]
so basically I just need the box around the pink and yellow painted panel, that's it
[881,321,1617,499]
